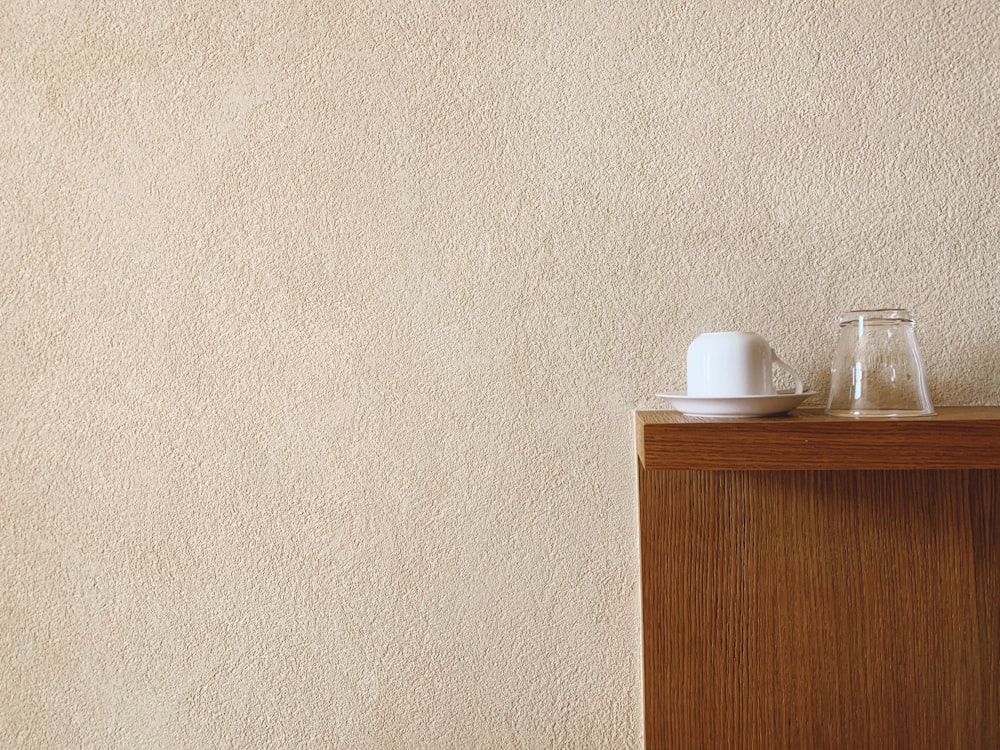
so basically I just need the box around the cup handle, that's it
[772,351,804,394]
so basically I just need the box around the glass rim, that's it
[838,308,914,325]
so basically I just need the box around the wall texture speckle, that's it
[2,1,998,747]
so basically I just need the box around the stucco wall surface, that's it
[2,1,998,747]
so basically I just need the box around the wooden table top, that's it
[636,406,1000,470]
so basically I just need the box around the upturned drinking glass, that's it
[826,309,935,418]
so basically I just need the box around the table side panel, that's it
[638,466,999,749]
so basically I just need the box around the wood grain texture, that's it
[638,467,999,750]
[637,407,1000,470]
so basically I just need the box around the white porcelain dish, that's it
[654,391,817,418]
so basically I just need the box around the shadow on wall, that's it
[930,342,1000,405]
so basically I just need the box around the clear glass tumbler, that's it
[826,309,935,417]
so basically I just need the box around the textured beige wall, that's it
[2,1,998,747]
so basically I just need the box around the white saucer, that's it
[654,391,817,418]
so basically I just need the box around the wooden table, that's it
[635,407,1000,749]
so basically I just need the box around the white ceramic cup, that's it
[686,332,804,397]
